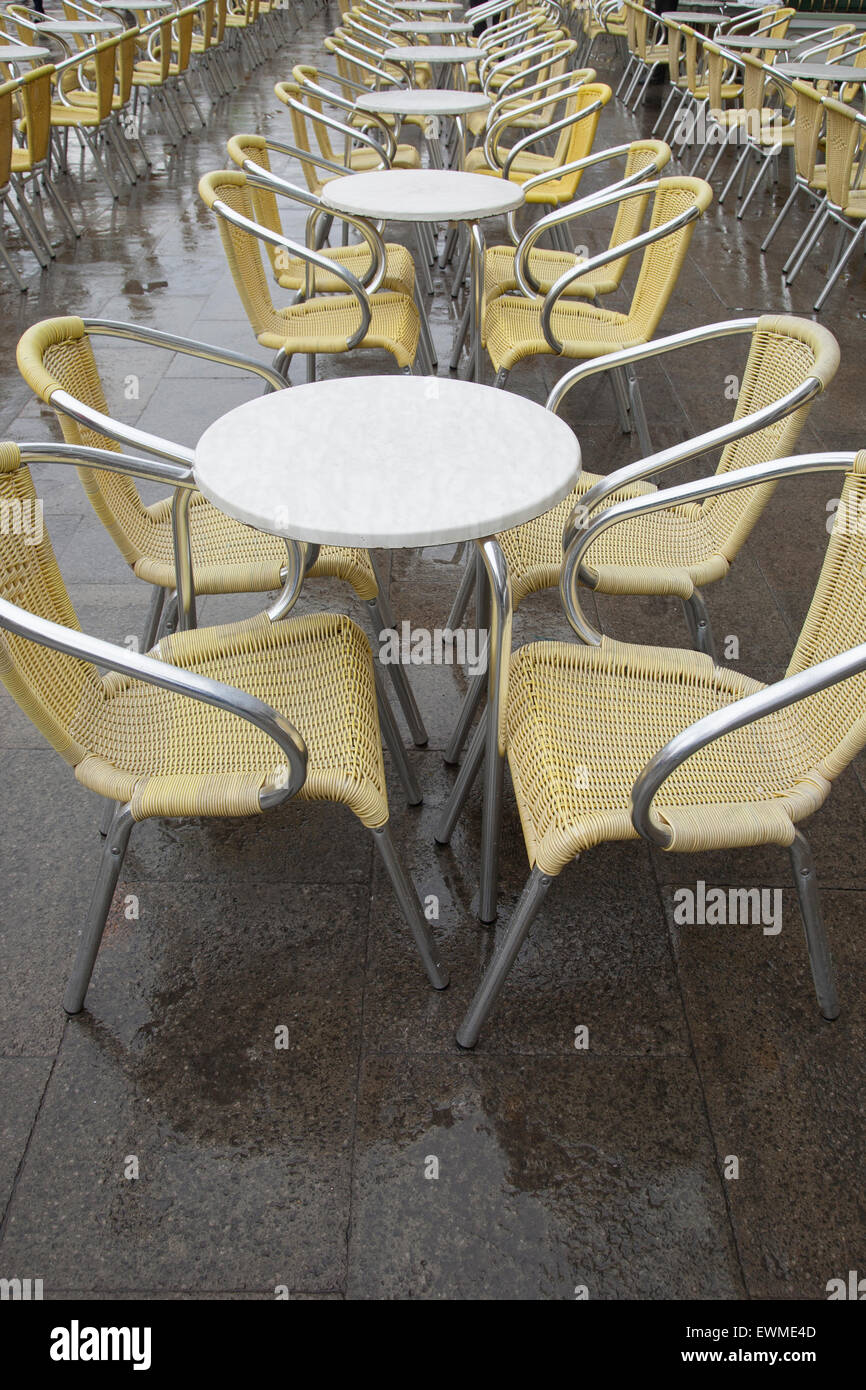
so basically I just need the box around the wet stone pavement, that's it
[0,4,864,1301]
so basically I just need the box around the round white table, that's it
[36,19,121,54]
[777,62,866,86]
[195,375,581,921]
[354,88,491,168]
[389,21,474,34]
[320,169,524,381]
[0,44,50,64]
[391,2,466,10]
[383,44,485,91]
[88,0,175,25]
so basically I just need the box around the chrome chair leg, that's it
[456,865,552,1048]
[435,705,486,844]
[789,829,839,1020]
[374,662,422,806]
[682,587,717,661]
[368,584,429,746]
[447,551,475,631]
[370,823,449,988]
[64,804,134,1013]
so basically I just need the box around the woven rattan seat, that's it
[485,177,713,378]
[0,443,448,1011]
[198,170,420,368]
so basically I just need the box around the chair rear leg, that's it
[456,865,553,1048]
[367,591,429,746]
[370,823,449,988]
[435,705,486,844]
[64,805,134,1013]
[373,661,423,806]
[682,587,717,662]
[789,829,839,1021]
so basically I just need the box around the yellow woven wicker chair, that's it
[453,446,866,1047]
[225,132,415,296]
[483,137,671,309]
[443,315,838,767]
[0,75,50,286]
[198,168,422,378]
[621,2,668,109]
[447,137,669,372]
[224,135,439,374]
[274,78,420,196]
[484,176,713,409]
[16,315,430,748]
[48,37,123,200]
[464,81,612,208]
[804,94,866,314]
[1,65,77,270]
[0,441,448,1016]
[465,41,580,143]
[762,78,827,264]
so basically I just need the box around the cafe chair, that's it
[0,441,448,1016]
[484,176,713,428]
[443,315,838,764]
[16,315,430,749]
[198,168,422,378]
[454,446,866,1047]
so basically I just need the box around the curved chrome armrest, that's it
[18,439,195,488]
[211,198,372,348]
[293,71,397,159]
[540,185,702,352]
[81,319,287,392]
[482,33,566,88]
[482,79,591,169]
[630,527,863,846]
[561,451,855,648]
[493,52,579,103]
[0,597,308,810]
[324,40,408,88]
[502,95,605,178]
[513,152,668,291]
[280,92,392,169]
[242,160,387,294]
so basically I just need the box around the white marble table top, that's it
[355,87,491,117]
[96,0,175,11]
[390,20,474,33]
[320,168,523,221]
[383,43,485,63]
[194,377,580,548]
[37,18,121,33]
[391,2,465,10]
[777,62,866,83]
[0,43,50,62]
[719,34,793,50]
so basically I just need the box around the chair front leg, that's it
[789,829,839,1021]
[64,804,135,1014]
[456,864,553,1047]
[370,822,449,988]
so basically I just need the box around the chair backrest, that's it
[625,175,713,342]
[823,93,864,210]
[0,441,104,765]
[198,168,283,341]
[83,37,119,122]
[703,316,840,557]
[12,64,53,166]
[563,138,671,297]
[737,49,769,116]
[791,79,825,184]
[0,79,13,187]
[785,450,866,773]
[113,28,138,106]
[16,316,158,574]
[551,80,611,190]
[172,5,196,74]
[664,17,684,80]
[139,17,173,84]
[225,133,287,279]
[681,24,706,98]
